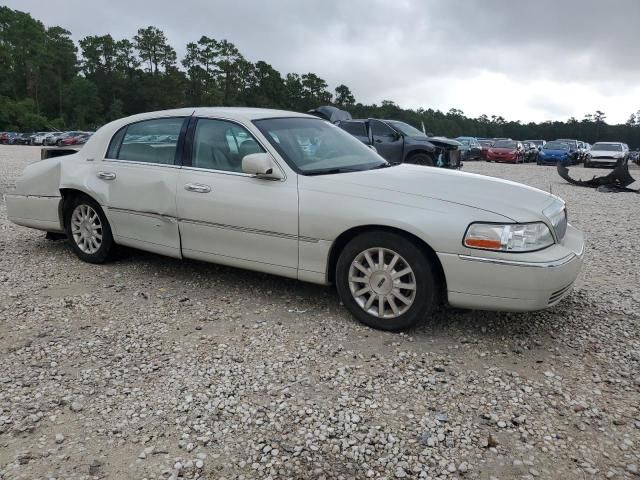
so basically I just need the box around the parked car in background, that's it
[521,141,539,163]
[0,132,19,144]
[5,107,585,331]
[48,131,84,146]
[486,140,525,163]
[13,133,35,145]
[537,141,572,165]
[337,118,462,168]
[61,132,93,146]
[555,139,581,164]
[32,132,57,145]
[455,137,483,161]
[585,142,629,168]
[525,139,546,149]
[478,139,494,159]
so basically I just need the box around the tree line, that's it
[1,6,639,148]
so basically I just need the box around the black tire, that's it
[335,231,439,331]
[64,194,115,264]
[407,152,435,167]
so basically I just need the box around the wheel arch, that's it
[404,148,436,164]
[326,224,447,300]
[59,188,102,227]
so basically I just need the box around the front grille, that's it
[593,156,614,160]
[548,283,573,305]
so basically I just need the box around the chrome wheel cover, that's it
[70,204,103,254]
[348,247,417,319]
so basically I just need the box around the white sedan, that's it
[5,108,585,330]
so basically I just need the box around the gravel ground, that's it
[0,145,639,480]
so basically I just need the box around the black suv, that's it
[337,119,462,169]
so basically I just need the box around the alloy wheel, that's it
[348,247,417,319]
[70,204,103,254]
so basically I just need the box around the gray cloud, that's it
[5,0,639,123]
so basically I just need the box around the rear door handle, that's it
[184,183,211,194]
[97,171,116,180]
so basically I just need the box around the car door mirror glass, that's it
[242,153,282,179]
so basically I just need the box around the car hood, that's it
[304,164,557,223]
[542,149,569,155]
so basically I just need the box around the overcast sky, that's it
[6,0,640,123]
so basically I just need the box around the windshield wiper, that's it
[371,161,400,169]
[304,167,362,176]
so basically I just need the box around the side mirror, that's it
[242,153,282,179]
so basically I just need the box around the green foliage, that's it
[0,5,638,149]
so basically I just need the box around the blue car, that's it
[537,141,572,165]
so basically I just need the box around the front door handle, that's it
[97,171,116,180]
[184,183,211,194]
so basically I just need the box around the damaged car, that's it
[6,107,585,331]
[336,118,462,168]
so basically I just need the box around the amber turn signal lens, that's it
[463,238,502,250]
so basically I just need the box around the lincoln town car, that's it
[6,108,585,330]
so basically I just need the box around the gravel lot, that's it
[0,145,639,480]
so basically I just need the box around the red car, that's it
[61,133,91,146]
[486,140,525,163]
[479,140,494,159]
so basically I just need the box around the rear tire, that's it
[336,232,438,331]
[64,194,114,264]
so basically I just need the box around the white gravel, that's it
[0,145,639,479]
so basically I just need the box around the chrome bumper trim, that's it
[458,253,577,269]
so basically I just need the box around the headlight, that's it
[463,222,554,252]
[614,153,624,158]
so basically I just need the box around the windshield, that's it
[387,121,424,137]
[253,117,387,175]
[591,143,622,152]
[544,142,569,150]
[493,140,517,149]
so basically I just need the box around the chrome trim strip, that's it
[107,207,176,222]
[107,207,319,243]
[458,253,576,268]
[179,218,318,243]
[102,158,182,169]
[5,194,61,199]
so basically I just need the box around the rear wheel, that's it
[336,232,438,331]
[64,194,114,264]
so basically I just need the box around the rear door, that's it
[369,119,403,163]
[98,116,187,258]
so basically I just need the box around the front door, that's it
[369,119,404,163]
[176,117,299,278]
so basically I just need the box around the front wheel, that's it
[336,232,439,331]
[407,152,435,167]
[64,195,115,263]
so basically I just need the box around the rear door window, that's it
[108,118,185,165]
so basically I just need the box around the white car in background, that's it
[5,108,585,330]
[585,142,628,168]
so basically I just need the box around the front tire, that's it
[407,152,435,167]
[64,195,114,264]
[336,232,438,331]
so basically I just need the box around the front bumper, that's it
[437,224,584,311]
[590,157,620,166]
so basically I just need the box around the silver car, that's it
[585,142,628,168]
[5,108,585,330]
